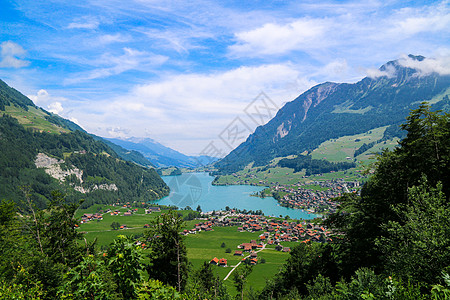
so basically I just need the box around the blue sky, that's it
[0,0,449,155]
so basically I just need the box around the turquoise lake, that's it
[155,172,319,220]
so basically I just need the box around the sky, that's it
[0,0,449,156]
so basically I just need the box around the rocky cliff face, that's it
[35,153,118,193]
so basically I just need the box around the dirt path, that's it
[223,244,266,281]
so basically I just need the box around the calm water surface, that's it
[155,172,319,220]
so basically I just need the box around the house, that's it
[250,258,258,265]
[234,251,243,256]
[282,247,291,252]
[218,258,227,267]
[145,207,161,214]
[210,257,219,265]
[124,212,132,216]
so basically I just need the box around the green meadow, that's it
[4,105,70,134]
[77,206,292,296]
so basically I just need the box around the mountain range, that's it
[105,137,219,168]
[215,55,450,174]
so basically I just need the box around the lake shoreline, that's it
[158,172,320,220]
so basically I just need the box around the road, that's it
[223,244,266,281]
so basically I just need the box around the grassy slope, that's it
[214,125,400,188]
[4,105,70,134]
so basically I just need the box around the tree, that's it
[377,178,450,287]
[58,255,118,299]
[137,279,182,300]
[110,221,120,230]
[107,235,143,299]
[233,265,252,300]
[221,242,226,248]
[40,191,84,267]
[145,210,189,292]
[186,261,229,300]
[196,205,202,213]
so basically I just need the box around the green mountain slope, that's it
[0,80,169,208]
[216,55,450,174]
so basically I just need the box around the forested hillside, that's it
[0,80,169,209]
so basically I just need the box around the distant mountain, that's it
[106,137,219,168]
[0,79,169,208]
[216,55,450,174]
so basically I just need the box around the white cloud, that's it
[98,33,129,44]
[67,16,100,29]
[365,64,397,79]
[28,89,69,116]
[106,127,131,138]
[48,102,64,114]
[73,63,317,155]
[0,41,30,68]
[64,48,168,84]
[390,3,450,37]
[229,18,329,57]
[397,54,450,76]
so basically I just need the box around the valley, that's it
[0,53,449,299]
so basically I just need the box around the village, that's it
[180,210,336,268]
[270,179,361,214]
[213,171,362,214]
[78,203,337,270]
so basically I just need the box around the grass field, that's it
[310,126,387,162]
[4,105,70,134]
[185,226,290,296]
[77,206,292,296]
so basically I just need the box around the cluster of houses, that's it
[233,214,333,243]
[80,213,103,223]
[183,212,334,246]
[181,221,214,235]
[209,257,228,267]
[273,180,361,214]
[78,202,163,224]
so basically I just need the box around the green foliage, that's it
[278,155,355,175]
[58,255,118,299]
[186,261,230,300]
[0,267,44,300]
[431,273,450,300]
[378,178,450,287]
[107,235,144,299]
[145,210,189,292]
[110,221,120,230]
[259,242,339,298]
[41,191,84,267]
[233,265,253,300]
[137,279,182,300]
[354,142,376,157]
[305,274,333,300]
